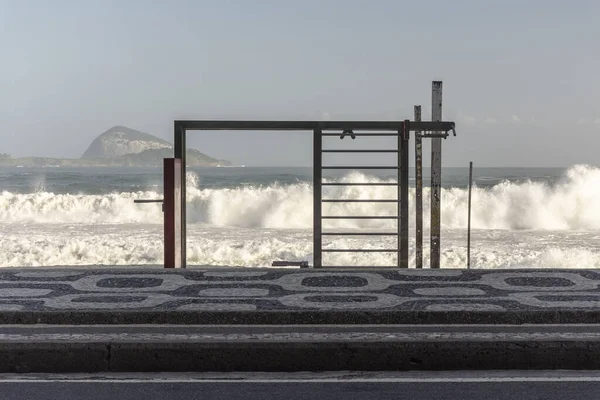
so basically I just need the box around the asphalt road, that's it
[2,372,600,400]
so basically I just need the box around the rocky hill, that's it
[81,126,172,159]
[78,126,230,166]
[0,126,231,167]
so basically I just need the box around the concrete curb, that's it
[3,310,600,325]
[3,325,600,372]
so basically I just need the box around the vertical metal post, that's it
[173,123,186,268]
[431,81,443,268]
[414,105,423,269]
[467,161,473,269]
[313,129,322,268]
[164,158,182,268]
[399,120,410,268]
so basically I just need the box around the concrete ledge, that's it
[108,341,600,372]
[3,325,600,372]
[4,310,600,325]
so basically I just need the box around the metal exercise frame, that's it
[172,120,455,269]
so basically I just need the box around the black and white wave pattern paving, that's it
[2,269,600,312]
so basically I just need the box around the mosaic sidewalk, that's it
[2,267,600,324]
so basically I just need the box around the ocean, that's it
[1,164,600,268]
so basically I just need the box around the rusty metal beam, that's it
[430,81,443,269]
[399,120,410,268]
[173,122,186,268]
[414,105,423,269]
[163,158,182,268]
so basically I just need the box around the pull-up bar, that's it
[173,120,455,132]
[170,119,456,269]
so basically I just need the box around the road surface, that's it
[1,371,599,400]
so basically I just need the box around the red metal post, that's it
[164,158,183,268]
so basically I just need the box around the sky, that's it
[1,0,599,167]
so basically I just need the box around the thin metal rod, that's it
[322,166,399,170]
[323,249,399,253]
[322,199,398,203]
[398,123,402,268]
[133,199,163,203]
[321,149,399,153]
[467,161,473,269]
[323,265,400,268]
[321,133,399,137]
[399,120,410,268]
[430,81,443,269]
[323,133,398,137]
[415,105,423,269]
[313,129,322,268]
[322,232,399,236]
[321,182,398,186]
[322,216,398,219]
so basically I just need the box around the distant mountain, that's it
[0,126,231,167]
[81,126,172,159]
[108,147,231,167]
[80,126,230,167]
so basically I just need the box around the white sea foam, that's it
[2,165,600,268]
[0,190,161,224]
[2,164,600,230]
[1,224,599,268]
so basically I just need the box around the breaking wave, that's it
[2,164,600,231]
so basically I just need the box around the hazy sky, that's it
[1,0,599,167]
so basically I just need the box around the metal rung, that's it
[321,182,398,186]
[322,149,398,153]
[420,133,449,139]
[322,232,398,236]
[319,265,401,268]
[321,133,398,137]
[322,166,398,170]
[322,199,398,203]
[322,249,398,252]
[322,216,398,219]
[134,199,163,203]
